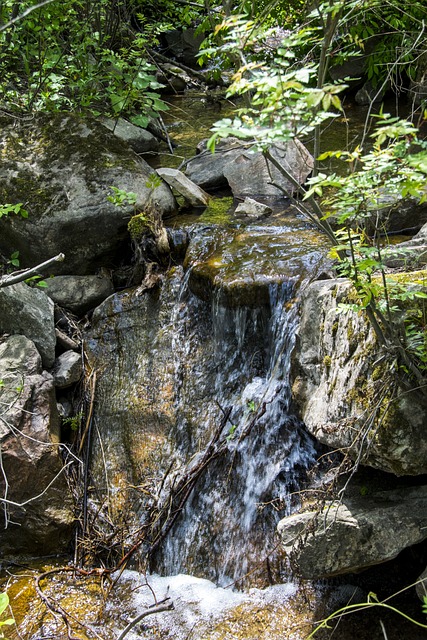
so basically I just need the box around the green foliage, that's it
[226,423,238,441]
[0,203,28,219]
[7,251,20,268]
[63,412,83,432]
[308,588,427,638]
[203,17,346,151]
[203,9,427,382]
[145,173,162,190]
[0,592,14,637]
[25,274,48,288]
[306,114,427,375]
[247,399,256,412]
[108,186,137,207]
[0,0,169,121]
[343,0,426,88]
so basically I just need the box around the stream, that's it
[1,95,418,640]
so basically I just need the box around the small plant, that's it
[7,251,20,268]
[127,213,153,240]
[0,592,14,637]
[308,588,427,638]
[226,424,238,441]
[247,400,256,412]
[0,203,28,219]
[63,412,84,432]
[145,174,162,190]
[25,275,48,288]
[107,186,137,208]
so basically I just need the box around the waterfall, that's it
[87,218,328,588]
[155,274,317,587]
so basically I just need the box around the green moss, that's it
[323,355,332,369]
[199,196,233,224]
[127,212,153,240]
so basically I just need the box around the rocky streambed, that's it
[0,100,427,640]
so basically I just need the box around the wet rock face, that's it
[0,113,177,275]
[292,278,427,475]
[0,335,74,556]
[184,216,331,308]
[84,259,317,585]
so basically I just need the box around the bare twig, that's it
[117,601,174,640]
[0,253,65,288]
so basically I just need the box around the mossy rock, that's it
[0,113,176,274]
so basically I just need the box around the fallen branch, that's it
[148,407,232,559]
[117,600,174,640]
[0,252,65,288]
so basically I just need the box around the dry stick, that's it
[148,407,232,558]
[0,252,65,288]
[147,49,207,84]
[116,601,175,640]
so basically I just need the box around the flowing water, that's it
[3,95,407,639]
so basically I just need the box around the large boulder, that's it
[0,282,55,368]
[278,484,427,579]
[0,113,177,275]
[292,278,427,475]
[45,273,115,315]
[185,138,313,199]
[0,335,74,555]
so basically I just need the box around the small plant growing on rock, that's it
[127,213,153,240]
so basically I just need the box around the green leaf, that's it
[130,115,150,128]
[0,593,8,616]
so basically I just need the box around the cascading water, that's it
[156,273,317,586]
[85,213,330,592]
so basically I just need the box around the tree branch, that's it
[117,601,175,640]
[0,253,65,288]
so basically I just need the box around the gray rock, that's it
[355,80,387,105]
[52,350,82,388]
[384,223,427,269]
[223,140,313,200]
[46,273,115,315]
[157,63,190,92]
[186,137,245,189]
[99,117,160,154]
[186,138,313,199]
[162,28,206,67]
[292,278,427,475]
[372,192,427,234]
[234,197,272,219]
[0,335,74,555]
[157,167,210,207]
[0,113,177,275]
[0,282,55,368]
[278,485,427,579]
